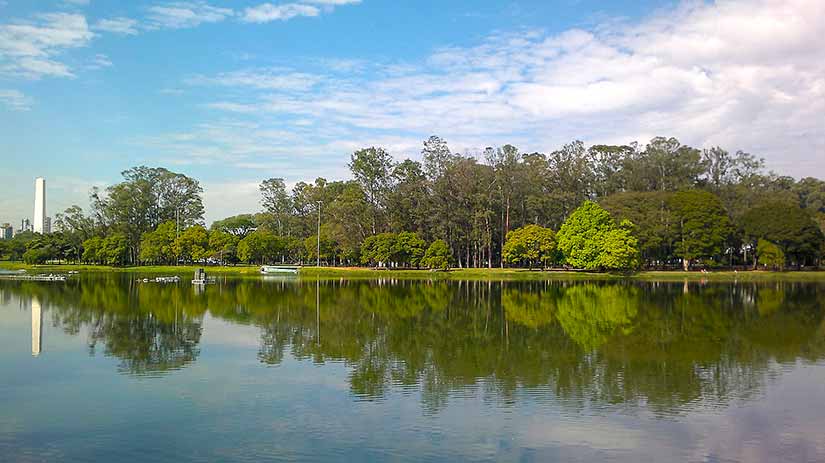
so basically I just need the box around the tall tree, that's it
[90,166,204,264]
[259,178,292,236]
[349,147,395,234]
[625,137,704,192]
[668,190,732,270]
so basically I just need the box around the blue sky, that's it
[1,0,823,225]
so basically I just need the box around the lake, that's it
[1,275,824,462]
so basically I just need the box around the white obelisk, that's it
[32,297,42,356]
[33,177,46,234]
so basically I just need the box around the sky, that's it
[0,0,823,226]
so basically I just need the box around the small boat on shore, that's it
[140,276,181,284]
[260,266,300,275]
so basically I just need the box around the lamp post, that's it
[316,201,322,268]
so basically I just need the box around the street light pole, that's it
[316,201,322,267]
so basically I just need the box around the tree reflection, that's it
[87,310,201,376]
[2,276,824,414]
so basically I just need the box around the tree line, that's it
[2,136,824,270]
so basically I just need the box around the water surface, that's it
[1,275,824,462]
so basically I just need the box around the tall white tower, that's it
[33,177,46,234]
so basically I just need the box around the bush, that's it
[423,239,451,271]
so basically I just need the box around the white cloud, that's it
[198,0,825,178]
[304,0,361,4]
[241,3,320,23]
[0,13,94,79]
[86,53,112,70]
[146,1,233,29]
[187,68,322,90]
[94,17,139,35]
[0,89,31,111]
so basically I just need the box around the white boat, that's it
[260,266,299,275]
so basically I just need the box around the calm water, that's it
[1,275,824,462]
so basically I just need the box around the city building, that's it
[44,216,51,234]
[17,218,32,236]
[33,177,46,234]
[0,223,12,240]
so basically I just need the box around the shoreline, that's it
[2,262,825,281]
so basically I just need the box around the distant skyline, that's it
[1,0,823,225]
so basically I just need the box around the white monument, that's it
[33,177,46,234]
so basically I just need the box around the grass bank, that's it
[2,262,825,281]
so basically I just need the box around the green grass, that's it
[2,261,825,281]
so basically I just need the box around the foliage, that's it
[396,232,427,267]
[502,225,557,268]
[89,166,204,264]
[25,135,825,271]
[259,179,291,235]
[173,225,210,263]
[349,147,394,235]
[742,200,824,266]
[101,233,129,266]
[422,239,451,271]
[600,191,674,265]
[238,230,282,265]
[304,233,337,264]
[139,221,177,264]
[668,190,733,270]
[557,201,639,271]
[756,239,784,270]
[82,237,104,264]
[597,220,641,271]
[210,214,257,238]
[208,230,239,264]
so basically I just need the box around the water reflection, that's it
[31,296,41,356]
[2,277,824,413]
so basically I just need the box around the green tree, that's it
[741,200,824,267]
[139,221,177,264]
[174,225,210,263]
[208,230,239,265]
[501,225,557,269]
[600,191,675,266]
[82,237,104,264]
[260,178,292,236]
[597,220,641,271]
[557,201,640,272]
[756,239,784,270]
[304,233,336,264]
[361,233,397,267]
[557,201,614,270]
[5,232,34,261]
[396,232,427,268]
[668,190,732,270]
[90,166,204,264]
[423,239,451,271]
[388,160,429,235]
[349,147,394,235]
[238,230,282,265]
[625,137,704,192]
[102,233,129,266]
[23,247,50,264]
[210,214,257,238]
